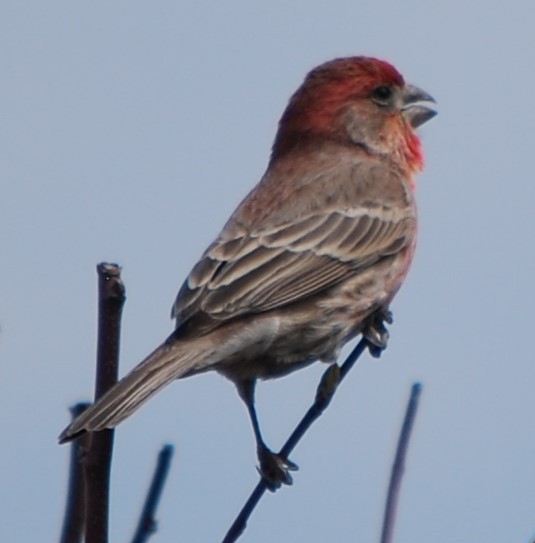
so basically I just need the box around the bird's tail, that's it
[58,334,216,443]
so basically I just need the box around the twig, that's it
[222,337,369,543]
[84,263,126,543]
[59,402,90,543]
[380,382,423,543]
[131,444,175,543]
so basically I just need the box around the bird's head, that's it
[272,57,436,174]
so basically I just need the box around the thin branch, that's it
[131,444,175,543]
[380,382,423,543]
[84,263,126,543]
[59,402,90,543]
[222,337,369,543]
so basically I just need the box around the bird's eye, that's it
[371,85,392,104]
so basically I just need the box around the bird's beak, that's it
[402,84,437,128]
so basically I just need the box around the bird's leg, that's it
[362,308,393,358]
[236,378,298,491]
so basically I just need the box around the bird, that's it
[59,56,436,490]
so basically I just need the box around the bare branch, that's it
[380,382,423,543]
[59,402,90,543]
[131,444,175,543]
[84,263,125,543]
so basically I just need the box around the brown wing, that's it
[172,207,414,328]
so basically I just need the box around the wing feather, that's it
[173,209,414,325]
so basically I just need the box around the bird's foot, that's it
[363,309,393,358]
[257,446,298,491]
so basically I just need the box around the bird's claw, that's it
[363,309,393,358]
[257,447,298,491]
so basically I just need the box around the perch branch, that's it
[222,336,369,543]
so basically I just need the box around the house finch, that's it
[59,56,436,489]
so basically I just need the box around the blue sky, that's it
[2,1,535,542]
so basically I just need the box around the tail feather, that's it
[58,336,213,443]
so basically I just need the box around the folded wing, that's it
[173,207,414,329]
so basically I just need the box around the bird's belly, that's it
[217,251,412,382]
